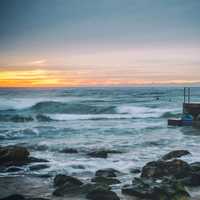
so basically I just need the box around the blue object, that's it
[181,114,193,126]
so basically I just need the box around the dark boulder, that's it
[162,150,191,160]
[180,172,200,187]
[122,177,190,200]
[86,187,120,200]
[141,159,191,179]
[0,146,30,166]
[60,148,78,154]
[95,168,120,178]
[53,182,110,197]
[0,194,25,200]
[54,174,83,187]
[91,176,120,185]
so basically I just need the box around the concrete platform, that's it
[183,103,200,119]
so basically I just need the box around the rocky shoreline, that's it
[1,146,200,200]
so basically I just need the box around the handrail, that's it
[184,87,191,104]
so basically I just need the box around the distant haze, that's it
[0,0,200,87]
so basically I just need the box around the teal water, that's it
[0,87,200,179]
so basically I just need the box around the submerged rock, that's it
[28,157,49,163]
[130,168,141,174]
[29,164,49,171]
[87,150,108,158]
[95,168,120,178]
[86,186,120,200]
[60,148,78,154]
[141,159,191,179]
[87,149,123,158]
[162,150,191,160]
[91,176,120,185]
[122,177,190,200]
[36,114,53,122]
[5,166,23,172]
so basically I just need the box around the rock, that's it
[95,168,120,178]
[28,198,50,200]
[141,159,191,179]
[0,194,26,200]
[11,115,33,122]
[122,177,190,200]
[6,166,23,172]
[86,187,120,200]
[190,162,200,172]
[87,150,108,158]
[54,174,83,187]
[28,157,49,163]
[29,164,49,171]
[0,146,30,166]
[36,114,53,122]
[53,182,110,197]
[91,176,120,185]
[130,168,141,174]
[180,172,200,187]
[60,148,78,154]
[162,150,191,160]
[103,150,123,154]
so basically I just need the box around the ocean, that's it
[0,87,200,198]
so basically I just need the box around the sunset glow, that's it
[0,0,200,87]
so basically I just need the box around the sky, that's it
[0,0,200,87]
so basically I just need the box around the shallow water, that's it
[0,87,200,198]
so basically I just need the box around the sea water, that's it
[0,87,200,180]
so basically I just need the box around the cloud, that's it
[28,59,47,66]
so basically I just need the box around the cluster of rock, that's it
[53,168,121,200]
[2,145,200,200]
[122,150,200,200]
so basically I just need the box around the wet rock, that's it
[91,176,120,185]
[60,148,78,154]
[29,164,49,171]
[0,194,25,200]
[28,157,48,163]
[54,174,83,187]
[5,166,23,172]
[180,172,200,187]
[104,149,123,154]
[95,168,120,178]
[36,114,53,122]
[86,186,120,200]
[190,162,200,172]
[122,177,190,200]
[28,198,50,200]
[11,115,33,123]
[87,150,108,158]
[162,150,191,160]
[53,182,110,197]
[71,164,85,169]
[141,159,191,179]
[0,146,30,166]
[130,168,141,174]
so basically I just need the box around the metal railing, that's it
[184,87,191,104]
